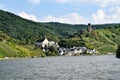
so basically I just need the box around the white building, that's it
[49,41,59,48]
[66,47,87,56]
[36,36,49,48]
[36,36,59,48]
[59,46,97,56]
[59,48,66,55]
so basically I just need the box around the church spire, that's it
[44,35,47,39]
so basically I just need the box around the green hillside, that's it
[83,28,120,53]
[0,31,46,58]
[0,10,86,44]
[61,27,120,54]
[0,10,120,57]
[0,10,120,44]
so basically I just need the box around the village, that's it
[35,23,98,56]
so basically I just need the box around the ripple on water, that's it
[0,55,120,80]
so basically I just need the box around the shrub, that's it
[116,44,120,58]
[45,51,56,56]
[45,46,59,56]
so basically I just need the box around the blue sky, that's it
[0,0,120,24]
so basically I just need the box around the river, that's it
[0,55,120,80]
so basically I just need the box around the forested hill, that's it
[0,10,85,44]
[60,28,120,54]
[0,10,120,44]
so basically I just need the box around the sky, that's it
[0,0,120,24]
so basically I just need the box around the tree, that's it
[116,44,120,58]
[44,46,59,56]
[48,46,59,56]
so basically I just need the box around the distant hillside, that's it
[0,10,85,44]
[0,10,120,44]
[60,27,120,54]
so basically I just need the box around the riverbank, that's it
[0,57,19,60]
[0,57,35,61]
[0,53,115,61]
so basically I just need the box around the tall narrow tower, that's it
[88,23,92,33]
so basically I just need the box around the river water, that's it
[0,55,120,80]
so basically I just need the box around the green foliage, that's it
[0,10,87,44]
[116,44,120,58]
[0,40,46,58]
[45,46,59,56]
[65,28,120,54]
[0,31,10,41]
[98,46,116,54]
[0,45,7,57]
[59,36,85,48]
[19,45,46,57]
[82,28,120,54]
[1,10,119,45]
[45,51,56,56]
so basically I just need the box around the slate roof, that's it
[36,37,45,42]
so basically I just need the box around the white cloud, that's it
[93,0,120,8]
[40,12,89,24]
[44,0,120,24]
[18,11,89,24]
[27,0,41,4]
[47,0,120,24]
[40,10,120,24]
[17,10,120,24]
[110,6,120,15]
[18,12,39,22]
[109,7,120,22]
[92,8,120,24]
[92,9,107,23]
[18,10,120,24]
